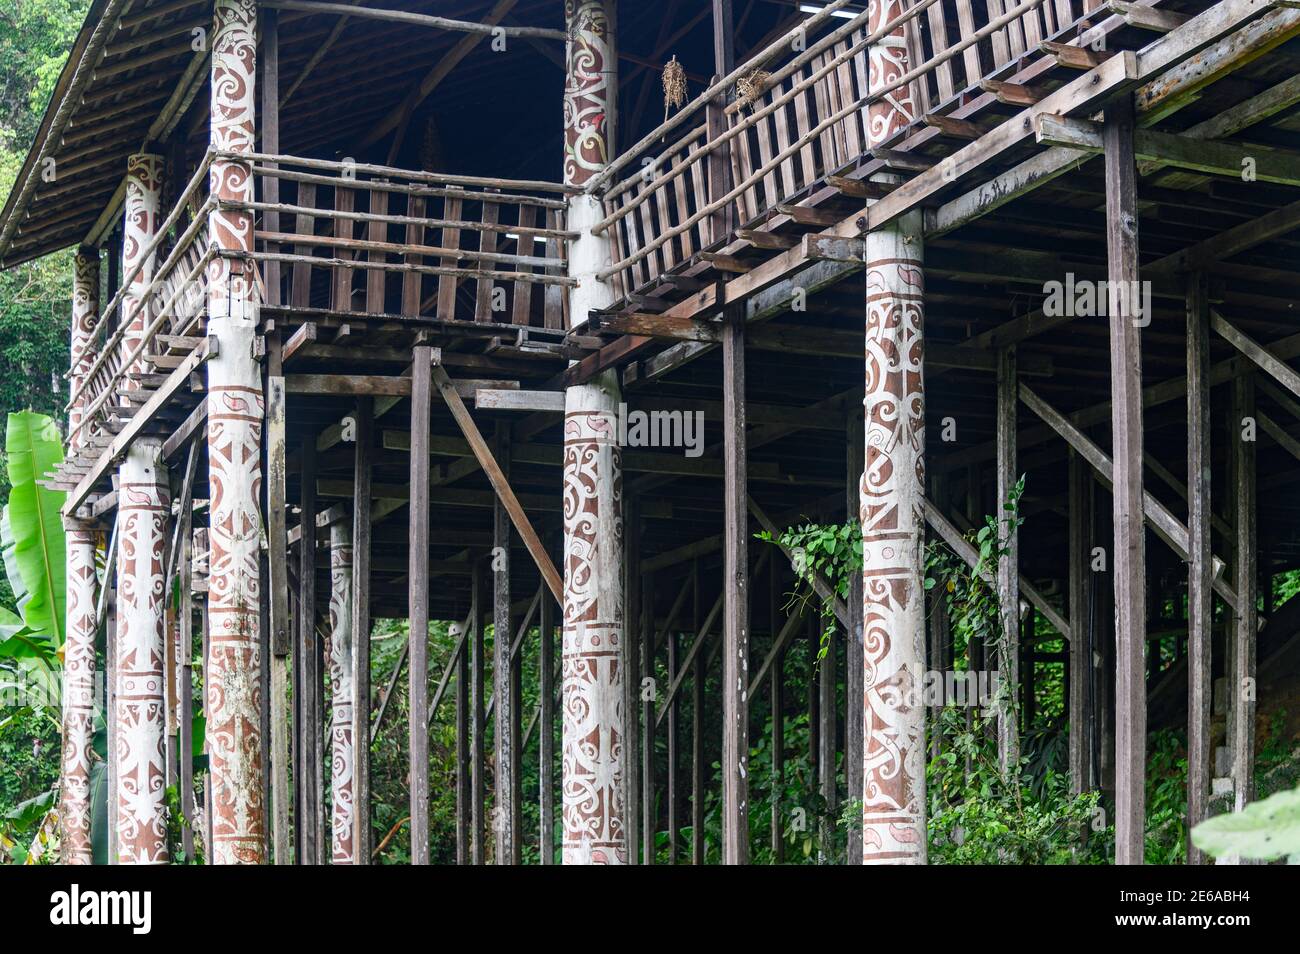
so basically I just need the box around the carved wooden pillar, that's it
[561,0,626,866]
[205,0,266,864]
[60,248,100,864]
[329,519,356,863]
[861,0,927,865]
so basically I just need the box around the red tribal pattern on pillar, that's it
[115,445,170,864]
[329,522,356,864]
[205,0,265,865]
[561,377,626,864]
[563,0,613,187]
[861,0,926,866]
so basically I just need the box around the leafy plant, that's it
[1192,783,1300,863]
[1,411,65,650]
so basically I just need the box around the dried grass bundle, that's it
[736,69,771,112]
[662,55,687,121]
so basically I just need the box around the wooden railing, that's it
[65,151,214,451]
[238,154,577,326]
[591,0,1103,297]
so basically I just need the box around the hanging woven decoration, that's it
[736,68,771,113]
[662,55,687,121]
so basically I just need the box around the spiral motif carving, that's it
[561,380,626,864]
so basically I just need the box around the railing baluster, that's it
[436,189,461,320]
[291,181,316,309]
[951,1,984,89]
[367,183,388,313]
[474,196,499,322]
[926,5,956,103]
[402,193,426,316]
[543,209,565,330]
[637,185,660,282]
[655,169,675,271]
[512,204,535,326]
[672,150,694,261]
[331,184,355,311]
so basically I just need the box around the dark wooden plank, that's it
[721,302,748,865]
[289,182,316,308]
[351,396,374,863]
[511,204,535,326]
[409,345,433,864]
[1105,96,1146,866]
[264,368,292,864]
[455,614,470,864]
[1186,270,1212,863]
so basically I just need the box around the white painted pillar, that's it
[561,0,626,866]
[205,0,266,864]
[328,520,356,864]
[60,247,100,865]
[861,0,927,865]
[114,153,172,866]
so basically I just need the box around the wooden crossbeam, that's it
[430,361,562,604]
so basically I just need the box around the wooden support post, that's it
[691,563,705,865]
[297,436,320,864]
[623,503,641,865]
[1186,271,1212,863]
[1105,95,1146,866]
[667,624,680,864]
[845,408,864,864]
[721,302,749,866]
[1231,374,1257,814]
[409,346,433,864]
[351,396,374,863]
[491,420,517,864]
[471,559,486,864]
[266,368,291,866]
[818,624,836,859]
[1068,450,1090,795]
[538,587,555,865]
[996,346,1020,775]
[455,613,470,863]
[641,568,656,864]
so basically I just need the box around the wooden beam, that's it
[1067,449,1090,795]
[1106,97,1145,867]
[430,362,562,604]
[1186,271,1212,865]
[1232,374,1258,814]
[408,346,432,865]
[1035,114,1300,187]
[1211,310,1300,399]
[722,303,749,869]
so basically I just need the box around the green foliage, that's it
[2,411,66,650]
[928,708,1106,864]
[1144,728,1188,865]
[1192,783,1300,863]
[756,519,861,658]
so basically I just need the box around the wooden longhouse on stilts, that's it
[6,0,1300,865]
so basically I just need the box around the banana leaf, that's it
[1,411,66,648]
